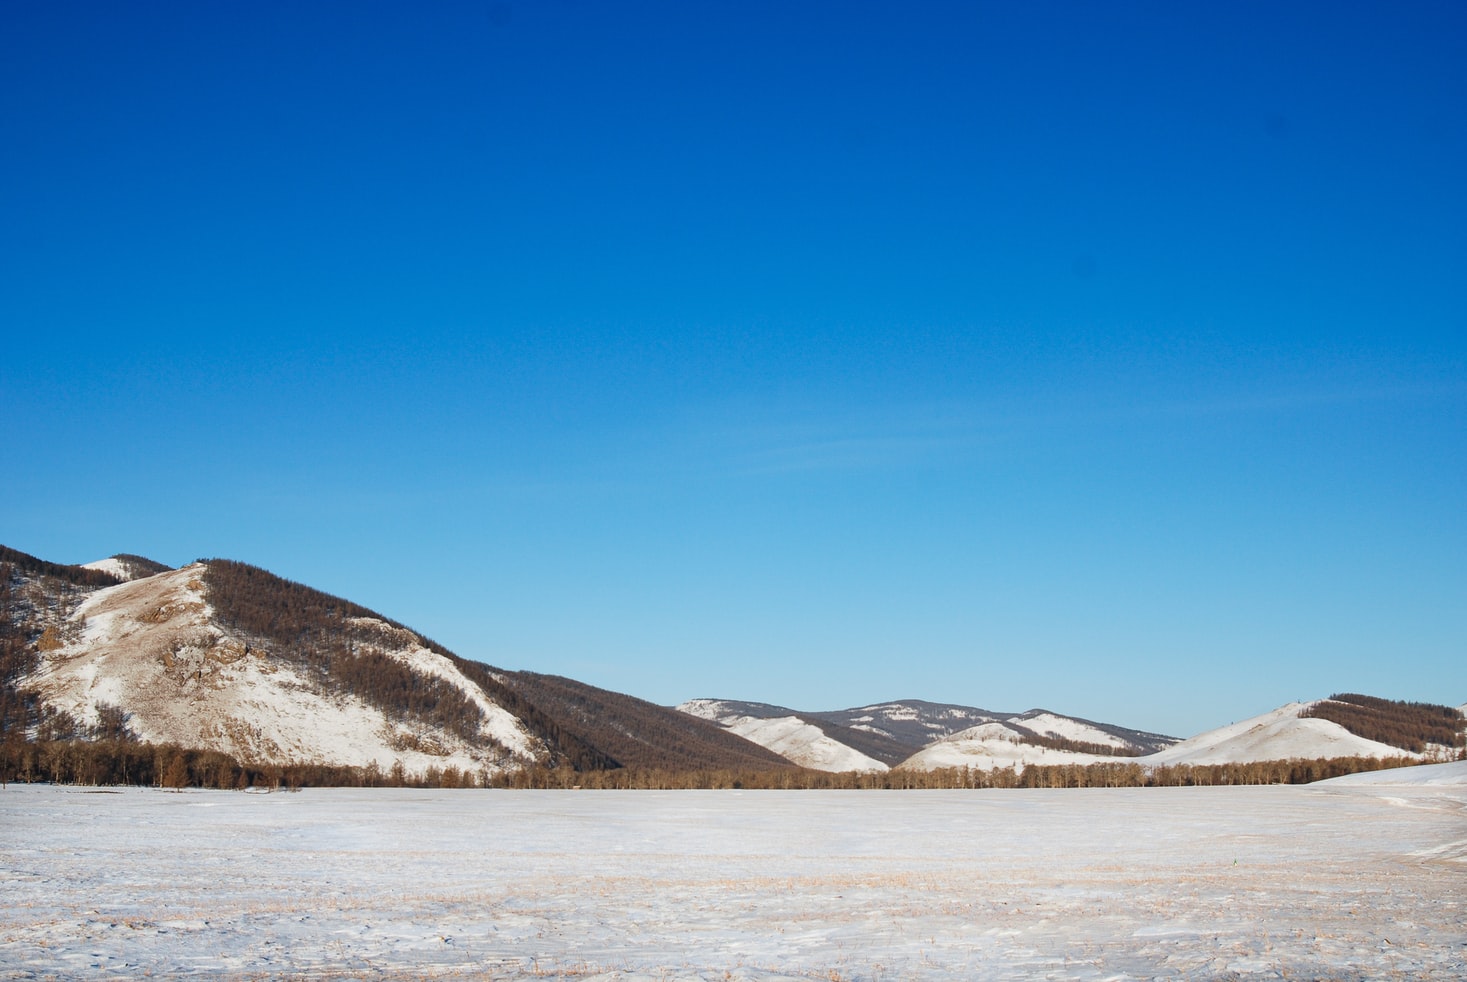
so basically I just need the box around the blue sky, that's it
[3,1,1464,736]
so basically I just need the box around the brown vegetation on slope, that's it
[200,560,615,770]
[109,554,174,579]
[1302,693,1465,755]
[502,672,795,772]
[801,717,917,766]
[201,560,504,748]
[1,548,125,741]
[0,545,123,590]
[1005,724,1144,757]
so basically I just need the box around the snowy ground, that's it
[2,773,1465,980]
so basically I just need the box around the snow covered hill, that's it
[681,699,1180,772]
[902,699,1463,773]
[1138,700,1451,767]
[893,709,1176,772]
[21,562,544,777]
[689,694,1463,775]
[80,554,173,582]
[898,722,1118,772]
[679,700,888,772]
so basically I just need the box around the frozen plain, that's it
[2,766,1465,980]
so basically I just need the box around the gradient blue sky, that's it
[3,1,1464,737]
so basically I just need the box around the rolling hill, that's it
[681,698,1181,772]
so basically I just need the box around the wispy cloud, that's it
[655,379,1466,480]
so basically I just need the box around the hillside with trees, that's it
[1,546,127,744]
[3,544,1461,789]
[1302,693,1464,755]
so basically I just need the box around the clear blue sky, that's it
[3,1,1464,737]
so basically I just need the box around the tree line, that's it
[0,737,500,790]
[1,731,1430,792]
[487,754,1422,789]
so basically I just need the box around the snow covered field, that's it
[3,769,1465,980]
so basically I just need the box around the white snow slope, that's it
[80,558,136,581]
[679,700,886,772]
[1319,758,1467,787]
[22,564,539,776]
[1011,711,1135,749]
[1139,701,1428,767]
[902,700,1453,772]
[900,722,1118,771]
[3,782,1464,980]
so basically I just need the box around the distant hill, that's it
[681,698,1180,772]
[0,544,123,588]
[686,696,1462,773]
[1301,693,1464,754]
[678,700,900,772]
[1141,698,1464,768]
[82,554,174,582]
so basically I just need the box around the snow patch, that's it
[81,558,133,580]
[1316,759,1467,788]
[1010,712,1132,749]
[720,715,887,773]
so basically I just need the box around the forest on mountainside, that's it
[0,546,123,590]
[801,716,916,766]
[201,559,505,749]
[0,548,124,743]
[201,560,618,771]
[1302,693,1465,754]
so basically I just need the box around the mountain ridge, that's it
[3,544,1461,782]
[678,697,1185,772]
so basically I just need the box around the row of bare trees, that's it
[0,732,1436,792]
[487,754,1422,790]
[0,737,503,790]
